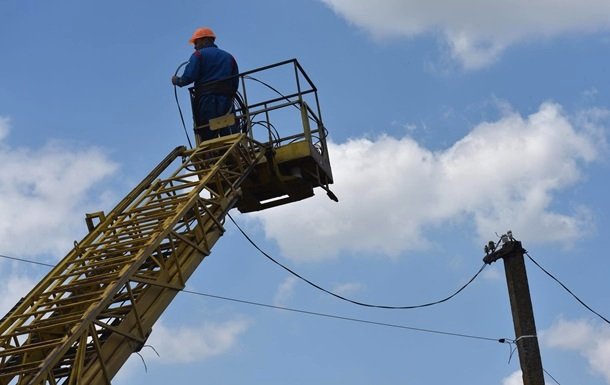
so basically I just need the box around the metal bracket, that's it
[85,211,106,232]
[209,113,236,131]
[483,241,524,265]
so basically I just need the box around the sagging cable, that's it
[173,61,193,148]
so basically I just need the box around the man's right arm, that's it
[172,51,201,87]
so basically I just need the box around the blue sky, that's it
[1,1,610,384]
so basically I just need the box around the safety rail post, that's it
[240,75,253,141]
[313,88,323,127]
[263,102,273,144]
[294,59,317,92]
[300,101,312,144]
[294,60,303,104]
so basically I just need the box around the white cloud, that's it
[502,370,523,385]
[0,117,9,141]
[273,277,364,307]
[274,276,298,306]
[0,271,38,315]
[319,0,610,69]
[144,319,249,364]
[250,102,604,262]
[333,282,365,297]
[482,266,503,281]
[0,117,118,258]
[113,318,249,384]
[543,318,610,383]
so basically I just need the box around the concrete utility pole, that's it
[484,240,545,385]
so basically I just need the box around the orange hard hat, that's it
[188,27,216,43]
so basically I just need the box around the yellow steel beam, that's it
[0,134,265,385]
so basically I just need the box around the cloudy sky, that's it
[1,1,610,384]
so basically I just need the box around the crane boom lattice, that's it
[0,135,262,384]
[0,59,334,385]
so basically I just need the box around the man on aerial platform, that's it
[172,27,240,143]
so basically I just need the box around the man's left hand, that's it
[171,75,180,86]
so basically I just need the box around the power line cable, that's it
[184,289,564,385]
[243,75,318,123]
[182,289,500,342]
[0,253,53,268]
[498,337,563,384]
[1,252,566,383]
[0,252,500,342]
[173,60,193,148]
[525,252,610,325]
[227,214,487,310]
[543,368,563,385]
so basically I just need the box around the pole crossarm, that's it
[483,240,525,265]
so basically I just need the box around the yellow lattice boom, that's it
[0,59,334,385]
